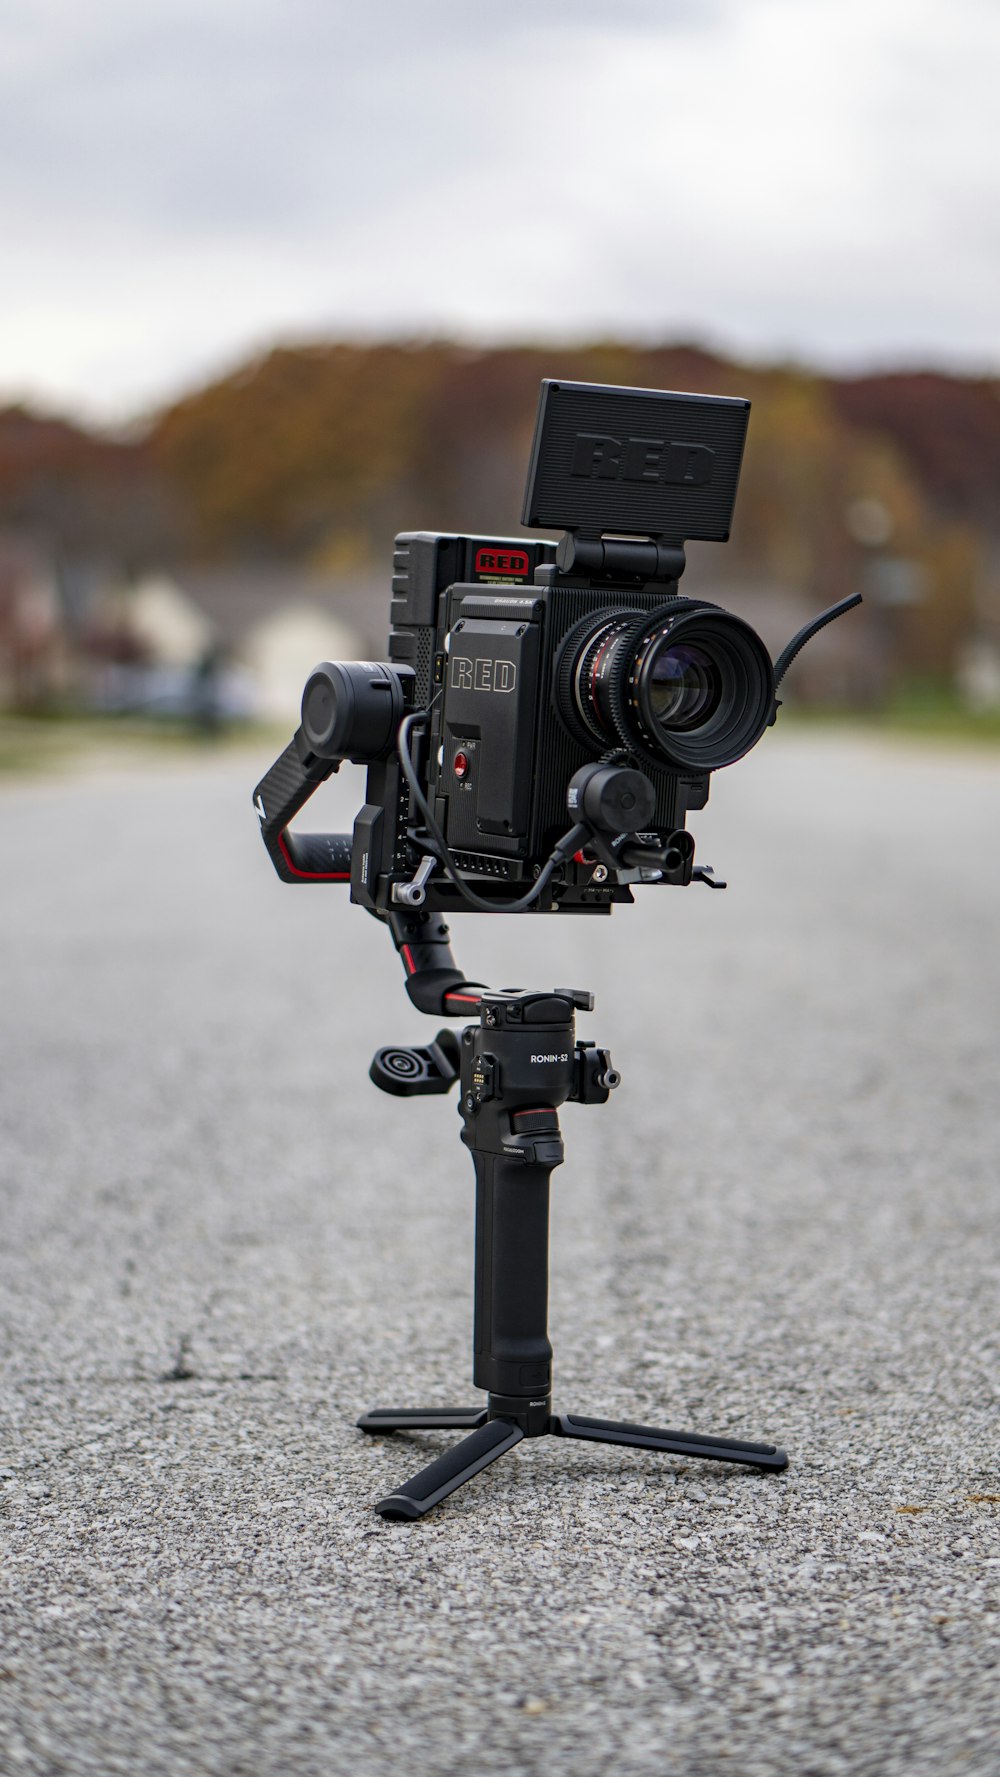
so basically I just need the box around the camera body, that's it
[257,379,856,924]
[349,531,715,915]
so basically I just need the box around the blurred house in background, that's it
[0,535,67,711]
[172,566,378,719]
[0,534,378,725]
[956,549,1000,712]
[87,566,371,723]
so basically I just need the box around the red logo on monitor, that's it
[475,547,530,578]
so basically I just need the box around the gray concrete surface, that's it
[1,731,998,1776]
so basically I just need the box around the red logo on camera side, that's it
[474,547,530,579]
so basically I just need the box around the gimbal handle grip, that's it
[472,1149,555,1400]
[253,732,353,884]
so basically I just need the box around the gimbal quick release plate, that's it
[520,378,750,543]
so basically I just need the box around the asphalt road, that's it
[1,731,998,1776]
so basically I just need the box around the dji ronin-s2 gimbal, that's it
[254,380,860,1519]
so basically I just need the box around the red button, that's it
[454,750,470,779]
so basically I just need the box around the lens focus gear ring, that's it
[605,600,702,768]
[553,608,644,749]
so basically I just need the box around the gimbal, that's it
[254,746,791,1520]
[252,374,866,1517]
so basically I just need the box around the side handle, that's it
[253,731,353,883]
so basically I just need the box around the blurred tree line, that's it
[2,339,999,707]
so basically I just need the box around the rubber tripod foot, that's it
[551,1413,788,1470]
[375,1418,524,1520]
[357,1407,487,1433]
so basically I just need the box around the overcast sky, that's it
[2,0,998,423]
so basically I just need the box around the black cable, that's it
[773,593,863,689]
[397,709,589,914]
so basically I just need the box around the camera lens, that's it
[556,602,774,772]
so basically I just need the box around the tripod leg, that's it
[552,1414,788,1471]
[357,1408,487,1433]
[376,1418,524,1520]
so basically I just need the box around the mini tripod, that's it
[358,913,787,1520]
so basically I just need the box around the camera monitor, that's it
[521,379,750,544]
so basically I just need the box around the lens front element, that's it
[645,640,721,732]
[630,609,774,770]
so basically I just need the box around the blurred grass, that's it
[782,679,1000,747]
[0,714,279,777]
